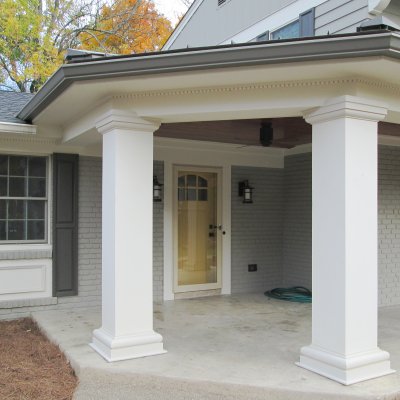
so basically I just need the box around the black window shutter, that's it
[53,153,79,297]
[300,8,315,37]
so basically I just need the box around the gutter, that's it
[17,31,400,122]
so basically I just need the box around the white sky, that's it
[154,0,191,25]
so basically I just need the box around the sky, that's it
[154,0,191,25]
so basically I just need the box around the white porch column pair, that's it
[298,96,394,384]
[90,109,165,361]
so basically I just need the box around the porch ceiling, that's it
[155,118,400,148]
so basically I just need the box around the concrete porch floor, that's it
[33,294,400,400]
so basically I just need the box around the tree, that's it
[0,0,172,92]
[79,0,172,55]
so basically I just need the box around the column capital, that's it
[304,96,388,125]
[95,107,160,135]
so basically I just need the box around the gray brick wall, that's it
[282,147,400,307]
[378,146,400,307]
[153,161,164,303]
[231,166,283,294]
[282,153,312,289]
[58,156,102,309]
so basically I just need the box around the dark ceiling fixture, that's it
[260,122,273,147]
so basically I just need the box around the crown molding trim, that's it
[113,77,400,102]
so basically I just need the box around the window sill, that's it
[0,243,52,252]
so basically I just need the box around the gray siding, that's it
[315,0,370,35]
[231,166,283,294]
[282,153,312,289]
[170,0,294,49]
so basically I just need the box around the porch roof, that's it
[18,30,400,123]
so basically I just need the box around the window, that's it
[270,8,315,40]
[256,31,269,42]
[178,174,208,202]
[271,20,300,40]
[0,155,48,242]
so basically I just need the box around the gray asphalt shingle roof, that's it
[0,91,34,124]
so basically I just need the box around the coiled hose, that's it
[264,286,312,303]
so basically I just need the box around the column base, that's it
[297,345,394,385]
[90,328,166,362]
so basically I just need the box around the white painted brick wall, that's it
[231,166,283,294]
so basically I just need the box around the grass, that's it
[0,318,77,400]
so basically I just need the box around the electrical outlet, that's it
[248,264,257,272]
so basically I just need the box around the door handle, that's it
[209,225,225,234]
[209,224,223,230]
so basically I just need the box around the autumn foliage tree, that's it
[0,0,173,92]
[80,0,172,54]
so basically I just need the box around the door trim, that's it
[173,165,223,294]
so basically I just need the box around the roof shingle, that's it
[0,91,34,124]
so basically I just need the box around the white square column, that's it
[91,109,165,362]
[298,96,394,385]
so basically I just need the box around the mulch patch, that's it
[0,318,78,400]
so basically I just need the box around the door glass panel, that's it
[178,171,218,286]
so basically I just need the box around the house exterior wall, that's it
[378,146,400,307]
[0,157,164,319]
[2,144,400,319]
[315,0,369,35]
[231,166,283,294]
[282,153,312,289]
[168,0,373,49]
[153,161,164,303]
[282,147,400,307]
[169,0,295,49]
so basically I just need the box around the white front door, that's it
[173,166,222,293]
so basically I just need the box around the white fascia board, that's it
[0,121,36,135]
[163,0,205,50]
[219,0,326,45]
[154,137,285,168]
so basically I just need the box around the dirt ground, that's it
[0,318,77,400]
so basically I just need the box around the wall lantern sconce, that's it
[238,180,254,204]
[153,175,163,202]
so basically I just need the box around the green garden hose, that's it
[264,286,312,303]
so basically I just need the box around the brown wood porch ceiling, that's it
[155,118,400,148]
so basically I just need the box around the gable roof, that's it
[0,91,35,124]
[162,0,204,50]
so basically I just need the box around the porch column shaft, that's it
[91,109,165,362]
[298,96,393,385]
